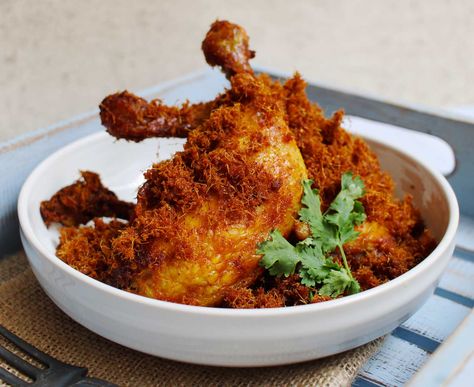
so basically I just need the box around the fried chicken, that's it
[47,21,307,306]
[40,171,134,227]
[42,20,435,307]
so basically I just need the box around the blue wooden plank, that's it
[408,312,474,386]
[400,295,470,343]
[357,336,430,387]
[352,376,383,387]
[354,257,473,385]
[391,327,440,353]
[434,288,474,308]
[456,215,474,252]
[453,247,474,263]
[438,257,474,299]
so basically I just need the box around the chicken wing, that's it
[99,92,216,141]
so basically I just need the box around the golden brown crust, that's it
[202,20,255,78]
[222,275,332,308]
[40,171,134,227]
[57,219,130,287]
[100,91,216,141]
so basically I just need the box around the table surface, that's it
[353,248,474,387]
[1,2,474,385]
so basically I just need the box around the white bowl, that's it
[18,131,459,367]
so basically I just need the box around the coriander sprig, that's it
[257,172,366,298]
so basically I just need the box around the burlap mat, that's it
[0,253,383,387]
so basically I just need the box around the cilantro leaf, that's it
[323,172,366,282]
[297,244,327,286]
[257,172,366,299]
[347,277,361,294]
[325,172,366,245]
[257,230,300,277]
[341,172,365,197]
[339,200,366,244]
[319,268,358,298]
[299,180,322,223]
[298,180,338,253]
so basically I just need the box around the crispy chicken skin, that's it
[40,171,134,227]
[43,20,435,307]
[202,20,255,78]
[100,92,216,141]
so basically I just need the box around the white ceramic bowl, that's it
[18,131,459,367]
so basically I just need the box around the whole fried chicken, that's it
[42,20,435,308]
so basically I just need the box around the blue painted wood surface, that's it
[353,249,474,387]
[409,311,474,386]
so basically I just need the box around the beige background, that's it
[1,0,474,142]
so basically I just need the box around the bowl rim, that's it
[18,131,459,317]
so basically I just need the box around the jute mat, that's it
[0,252,383,387]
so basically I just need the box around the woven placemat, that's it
[0,252,383,387]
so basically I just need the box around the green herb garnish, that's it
[258,172,366,298]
